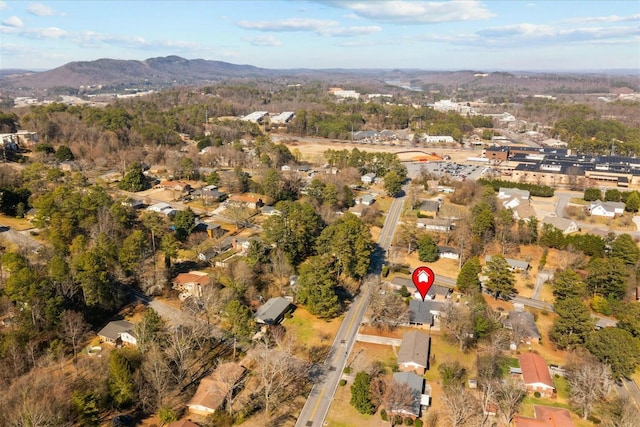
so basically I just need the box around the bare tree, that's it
[269,248,293,295]
[566,355,613,420]
[369,292,410,330]
[603,397,640,427]
[441,385,481,427]
[442,303,474,350]
[252,338,310,416]
[495,379,526,427]
[61,310,89,363]
[165,326,198,386]
[141,342,172,410]
[383,380,417,427]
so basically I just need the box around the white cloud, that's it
[318,0,494,24]
[0,1,9,11]
[238,18,337,32]
[238,17,380,37]
[321,25,381,37]
[245,35,282,46]
[1,15,23,27]
[563,14,640,24]
[477,23,638,44]
[27,2,62,16]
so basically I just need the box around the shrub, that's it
[158,407,178,423]
[414,420,423,427]
[339,379,347,386]
[405,417,414,425]
[534,391,541,398]
[380,409,388,421]
[343,366,352,374]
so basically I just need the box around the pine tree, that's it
[457,257,481,293]
[484,255,516,300]
[350,371,374,414]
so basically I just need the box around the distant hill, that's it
[1,55,638,97]
[0,55,278,89]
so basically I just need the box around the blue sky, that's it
[1,0,638,71]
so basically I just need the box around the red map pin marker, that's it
[412,266,435,301]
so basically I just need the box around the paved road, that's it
[0,227,44,253]
[295,190,407,427]
[615,378,640,411]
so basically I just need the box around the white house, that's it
[542,216,580,235]
[147,202,177,216]
[498,187,530,200]
[98,320,137,347]
[438,246,460,260]
[416,218,453,232]
[588,200,624,217]
[361,173,376,184]
[355,194,376,205]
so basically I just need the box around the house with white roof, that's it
[498,187,530,200]
[587,200,624,217]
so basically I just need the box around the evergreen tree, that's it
[118,162,148,192]
[350,371,375,415]
[552,269,588,301]
[108,351,136,408]
[609,233,639,265]
[624,191,640,212]
[296,255,340,318]
[456,257,482,293]
[484,255,516,300]
[417,234,439,263]
[54,144,75,161]
[224,300,255,340]
[586,257,628,300]
[173,208,197,241]
[550,297,594,350]
[316,213,374,279]
[586,328,640,379]
[383,171,403,197]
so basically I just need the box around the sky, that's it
[0,0,639,71]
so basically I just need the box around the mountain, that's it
[0,56,278,90]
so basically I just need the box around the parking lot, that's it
[405,160,490,181]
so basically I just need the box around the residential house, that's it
[121,198,144,209]
[503,196,523,210]
[254,297,294,325]
[418,200,440,217]
[147,202,177,216]
[542,216,579,235]
[167,420,200,427]
[98,320,137,347]
[515,405,575,427]
[390,276,413,291]
[348,204,367,217]
[187,362,246,416]
[160,180,192,193]
[485,255,529,272]
[355,194,376,206]
[173,271,210,299]
[193,185,227,202]
[361,173,376,184]
[498,187,530,200]
[513,203,537,221]
[518,353,555,397]
[425,284,452,300]
[438,246,460,260]
[397,331,431,374]
[261,206,281,216]
[391,372,431,418]
[416,218,453,232]
[408,299,446,329]
[227,194,264,210]
[503,311,541,344]
[233,237,261,254]
[587,200,624,217]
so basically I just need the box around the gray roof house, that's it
[503,311,541,344]
[397,331,431,374]
[98,320,137,346]
[361,173,376,184]
[392,372,428,418]
[254,297,294,325]
[408,299,446,327]
[485,255,529,271]
[438,246,460,260]
[426,284,452,300]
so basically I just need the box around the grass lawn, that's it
[0,215,34,230]
[283,307,342,352]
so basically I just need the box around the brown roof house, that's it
[518,353,555,397]
[397,331,431,374]
[515,405,575,427]
[187,362,246,416]
[173,271,210,299]
[98,320,137,347]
